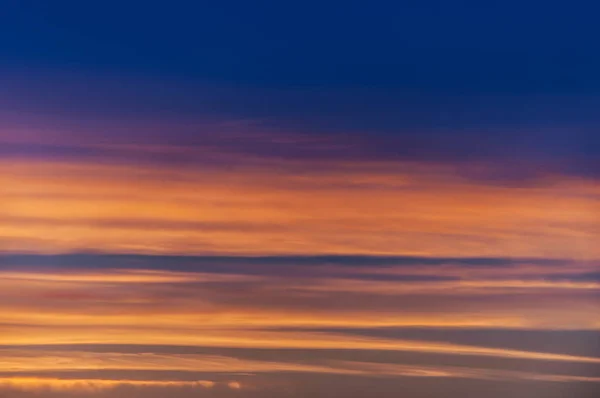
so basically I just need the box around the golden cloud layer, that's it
[1,158,598,257]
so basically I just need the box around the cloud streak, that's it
[2,157,598,257]
[0,377,218,392]
[1,81,598,397]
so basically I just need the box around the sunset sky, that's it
[1,1,599,398]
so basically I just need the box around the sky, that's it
[0,1,599,397]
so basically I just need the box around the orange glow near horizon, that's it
[1,154,599,396]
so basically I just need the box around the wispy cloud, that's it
[2,158,598,257]
[0,377,218,392]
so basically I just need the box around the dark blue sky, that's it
[2,0,600,92]
[1,0,599,178]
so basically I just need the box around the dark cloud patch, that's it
[0,253,566,273]
[541,273,600,283]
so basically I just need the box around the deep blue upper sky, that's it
[1,1,599,178]
[2,0,599,93]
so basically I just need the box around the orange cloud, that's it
[1,158,598,257]
[0,349,360,374]
[1,152,598,395]
[1,328,599,364]
[0,265,598,332]
[0,377,215,392]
